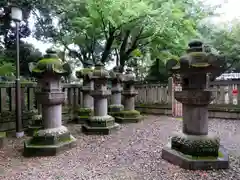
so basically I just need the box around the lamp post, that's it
[11,6,24,138]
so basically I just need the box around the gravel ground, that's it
[0,115,240,180]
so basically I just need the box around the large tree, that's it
[0,1,42,77]
[144,0,219,82]
[199,20,240,72]
[31,0,216,72]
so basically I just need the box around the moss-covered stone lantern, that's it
[24,49,76,157]
[162,40,229,170]
[115,68,143,123]
[75,65,94,124]
[82,62,119,135]
[108,66,124,117]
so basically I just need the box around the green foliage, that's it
[145,59,169,83]
[31,0,215,72]
[0,63,15,76]
[199,20,240,72]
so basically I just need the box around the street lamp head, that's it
[11,6,23,22]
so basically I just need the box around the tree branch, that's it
[125,27,144,56]
[120,30,131,57]
[100,27,115,63]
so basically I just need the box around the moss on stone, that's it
[79,115,91,119]
[189,51,206,57]
[30,51,71,77]
[0,132,6,137]
[186,151,224,160]
[29,137,73,147]
[93,69,109,78]
[109,112,119,115]
[32,58,63,73]
[109,104,123,108]
[38,58,62,66]
[81,68,93,74]
[33,129,39,136]
[75,108,93,117]
[109,105,124,113]
[171,134,220,157]
[119,110,140,115]
[76,68,93,78]
[188,52,210,67]
[76,108,93,113]
[115,110,141,118]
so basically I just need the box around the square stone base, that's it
[27,126,42,136]
[162,143,229,170]
[82,123,120,135]
[109,112,123,118]
[75,116,91,124]
[109,105,124,114]
[23,135,76,157]
[115,115,143,123]
[74,108,93,124]
[0,132,6,148]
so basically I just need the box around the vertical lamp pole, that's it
[11,6,24,138]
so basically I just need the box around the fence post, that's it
[206,74,210,89]
[167,77,173,105]
[238,84,240,105]
[219,86,225,104]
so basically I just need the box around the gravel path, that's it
[0,115,240,180]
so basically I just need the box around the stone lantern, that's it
[108,66,124,117]
[24,49,76,156]
[162,40,229,170]
[75,65,94,124]
[82,62,119,135]
[115,68,142,123]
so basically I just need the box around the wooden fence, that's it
[0,80,240,111]
[0,80,240,113]
[0,79,240,131]
[0,83,82,113]
[135,80,240,106]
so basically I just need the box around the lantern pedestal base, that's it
[162,143,229,170]
[23,126,76,157]
[82,115,119,135]
[114,110,143,123]
[27,125,43,136]
[74,107,93,124]
[27,115,43,136]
